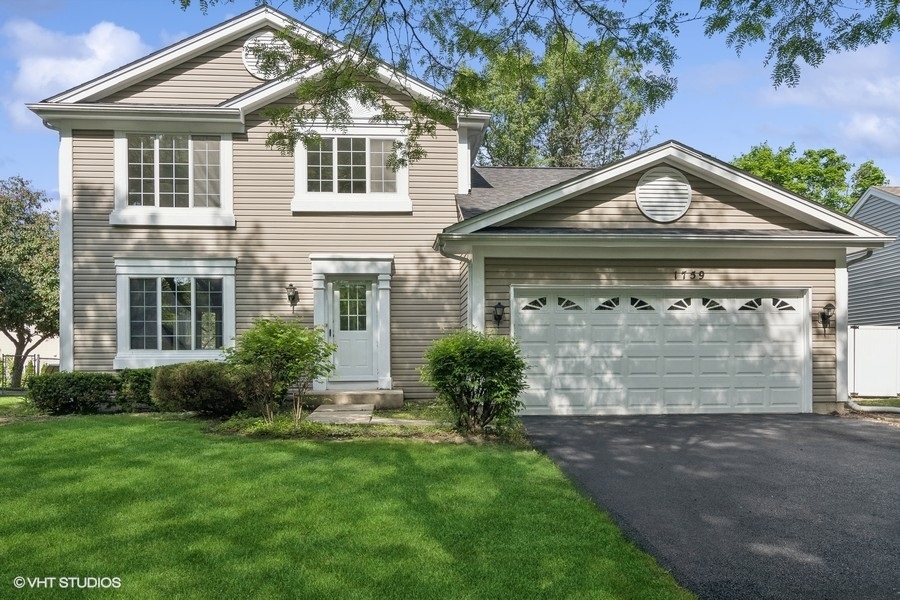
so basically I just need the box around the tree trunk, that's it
[9,352,26,389]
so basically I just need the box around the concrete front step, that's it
[305,389,404,409]
[306,404,373,424]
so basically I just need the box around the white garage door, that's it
[513,289,810,415]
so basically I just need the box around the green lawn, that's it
[0,414,692,599]
[854,397,900,408]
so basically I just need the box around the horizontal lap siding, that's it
[503,174,815,230]
[484,258,836,405]
[848,196,900,325]
[102,34,266,104]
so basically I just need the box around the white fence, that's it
[848,326,900,397]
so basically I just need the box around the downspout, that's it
[436,236,470,266]
[843,248,900,412]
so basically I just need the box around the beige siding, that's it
[102,33,268,105]
[70,105,460,399]
[503,173,816,231]
[483,258,837,406]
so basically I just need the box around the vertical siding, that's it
[848,197,900,325]
[71,102,461,400]
[483,258,837,406]
[502,174,816,231]
[101,33,268,105]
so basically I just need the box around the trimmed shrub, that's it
[151,361,244,418]
[421,329,528,433]
[28,372,120,415]
[116,368,155,412]
[225,318,335,424]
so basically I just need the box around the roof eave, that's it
[27,103,245,133]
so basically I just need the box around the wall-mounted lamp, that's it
[820,303,835,333]
[492,302,506,327]
[285,283,299,313]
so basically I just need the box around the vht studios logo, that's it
[13,576,122,589]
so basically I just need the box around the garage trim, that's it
[510,285,813,414]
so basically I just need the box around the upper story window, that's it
[127,134,220,208]
[293,131,411,213]
[112,132,234,227]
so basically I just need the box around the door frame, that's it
[326,277,376,381]
[311,254,393,390]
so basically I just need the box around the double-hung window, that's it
[114,258,236,368]
[112,132,234,227]
[294,134,411,213]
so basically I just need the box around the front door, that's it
[330,279,375,379]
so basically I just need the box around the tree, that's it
[179,1,900,164]
[0,177,59,388]
[732,143,889,213]
[468,33,669,167]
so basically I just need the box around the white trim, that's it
[292,134,412,213]
[112,258,236,369]
[457,127,470,194]
[470,251,485,331]
[446,141,889,239]
[309,254,394,389]
[26,104,245,133]
[848,186,900,218]
[835,256,849,403]
[111,132,235,227]
[58,129,74,372]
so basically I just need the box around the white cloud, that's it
[838,113,900,154]
[2,19,150,127]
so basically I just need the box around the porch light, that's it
[493,302,506,327]
[285,283,299,313]
[820,303,835,333]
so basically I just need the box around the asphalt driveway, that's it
[522,414,899,600]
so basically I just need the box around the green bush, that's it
[28,372,120,415]
[421,329,528,433]
[21,362,35,388]
[225,318,335,424]
[151,361,244,418]
[116,368,155,412]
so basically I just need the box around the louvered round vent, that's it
[242,31,290,80]
[636,167,692,223]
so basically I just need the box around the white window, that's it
[294,134,411,213]
[112,132,234,227]
[114,258,236,368]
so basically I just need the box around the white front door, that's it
[329,279,375,379]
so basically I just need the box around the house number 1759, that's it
[674,270,705,280]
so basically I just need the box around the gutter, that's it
[435,238,470,265]
[846,249,873,266]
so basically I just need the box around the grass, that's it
[0,414,693,600]
[854,397,900,408]
[0,395,38,418]
[373,400,453,422]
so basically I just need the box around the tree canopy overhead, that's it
[178,0,900,164]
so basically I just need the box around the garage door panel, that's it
[516,288,808,415]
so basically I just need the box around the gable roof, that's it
[848,186,900,219]
[458,166,590,219]
[447,140,887,240]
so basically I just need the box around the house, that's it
[28,7,890,415]
[845,187,900,396]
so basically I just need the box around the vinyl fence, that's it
[848,326,900,397]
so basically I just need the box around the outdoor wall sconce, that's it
[820,303,835,333]
[493,302,506,327]
[285,283,299,313]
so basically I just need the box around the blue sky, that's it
[2,0,900,202]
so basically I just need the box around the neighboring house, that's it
[845,187,900,396]
[28,7,890,415]
[847,186,900,325]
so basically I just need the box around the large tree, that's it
[468,34,669,167]
[732,143,889,213]
[179,0,900,164]
[0,177,59,388]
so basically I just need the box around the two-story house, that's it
[29,6,889,415]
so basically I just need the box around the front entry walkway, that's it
[306,404,436,426]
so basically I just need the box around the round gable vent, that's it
[242,31,290,80]
[636,167,692,223]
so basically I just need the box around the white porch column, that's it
[312,273,327,391]
[376,273,392,389]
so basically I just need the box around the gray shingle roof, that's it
[457,166,591,219]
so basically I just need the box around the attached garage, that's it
[437,141,891,415]
[512,288,810,414]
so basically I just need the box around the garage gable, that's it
[448,140,886,239]
[497,171,816,232]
